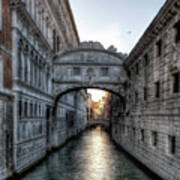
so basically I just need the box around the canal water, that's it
[20,127,155,180]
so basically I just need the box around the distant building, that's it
[87,92,111,121]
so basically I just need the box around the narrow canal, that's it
[20,127,156,180]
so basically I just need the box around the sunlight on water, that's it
[83,130,111,180]
[20,128,153,180]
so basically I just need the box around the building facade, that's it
[1,0,180,179]
[111,0,180,179]
[0,0,88,179]
[0,0,14,179]
[54,90,88,147]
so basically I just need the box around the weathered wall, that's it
[52,90,87,148]
[112,1,180,180]
[0,93,13,179]
[5,0,86,178]
[0,0,12,89]
[53,42,126,97]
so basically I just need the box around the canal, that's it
[19,127,156,180]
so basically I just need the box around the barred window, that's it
[152,131,158,147]
[57,36,60,52]
[53,29,56,51]
[19,100,22,117]
[24,102,28,117]
[141,129,145,142]
[173,73,179,93]
[155,81,160,98]
[174,21,180,43]
[135,63,139,75]
[168,136,176,155]
[30,103,33,117]
[144,87,147,101]
[144,53,149,66]
[101,67,109,76]
[156,39,162,57]
[73,67,81,76]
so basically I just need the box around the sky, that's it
[70,0,166,54]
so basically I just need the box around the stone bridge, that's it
[52,41,127,106]
[87,120,110,129]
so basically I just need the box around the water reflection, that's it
[20,127,152,180]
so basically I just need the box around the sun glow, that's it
[87,89,106,102]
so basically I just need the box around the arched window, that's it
[18,100,22,118]
[53,29,56,51]
[57,35,60,52]
[17,48,22,79]
[24,57,28,82]
[30,102,33,117]
[24,101,28,117]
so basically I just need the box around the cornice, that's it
[65,0,80,45]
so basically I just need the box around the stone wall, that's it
[0,0,12,89]
[52,90,87,148]
[111,1,180,180]
[0,93,13,180]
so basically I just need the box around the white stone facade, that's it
[53,41,126,98]
[0,0,87,179]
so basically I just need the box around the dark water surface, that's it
[20,127,154,180]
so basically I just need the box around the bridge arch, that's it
[52,41,127,116]
[52,86,126,116]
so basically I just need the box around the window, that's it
[155,81,160,98]
[35,103,37,116]
[168,136,176,155]
[152,131,158,147]
[141,129,145,142]
[135,91,138,104]
[39,105,41,116]
[19,100,22,117]
[144,53,149,66]
[144,87,147,101]
[24,58,28,82]
[173,73,179,93]
[57,36,60,52]
[101,67,109,76]
[136,63,139,75]
[53,29,56,51]
[156,39,162,57]
[174,21,180,43]
[24,102,28,117]
[133,127,136,137]
[73,67,81,76]
[30,103,33,117]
